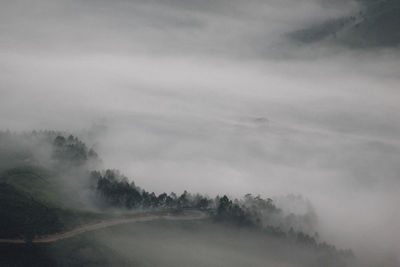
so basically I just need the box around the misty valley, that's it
[1,0,400,266]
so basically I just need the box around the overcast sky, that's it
[1,0,399,263]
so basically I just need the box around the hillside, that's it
[288,0,400,47]
[0,165,109,240]
[0,131,354,266]
[0,132,106,240]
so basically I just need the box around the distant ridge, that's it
[288,0,400,48]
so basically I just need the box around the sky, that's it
[0,0,399,264]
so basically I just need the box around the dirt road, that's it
[0,210,209,244]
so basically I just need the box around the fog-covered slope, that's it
[289,0,400,47]
[1,220,355,267]
[0,131,355,266]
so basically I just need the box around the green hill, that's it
[0,132,105,240]
[0,182,62,240]
[0,166,106,240]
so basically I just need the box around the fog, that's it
[1,0,399,265]
[84,220,353,267]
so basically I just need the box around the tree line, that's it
[90,169,352,258]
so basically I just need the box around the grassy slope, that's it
[1,167,65,207]
[0,166,106,239]
[0,183,63,239]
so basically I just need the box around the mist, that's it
[1,0,399,265]
[83,219,352,267]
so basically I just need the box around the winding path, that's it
[0,210,209,244]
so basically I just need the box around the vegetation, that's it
[92,168,352,258]
[0,183,63,241]
[92,169,211,210]
[0,132,106,239]
[53,134,98,166]
[0,130,353,266]
[0,167,108,240]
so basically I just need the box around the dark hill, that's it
[288,0,400,48]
